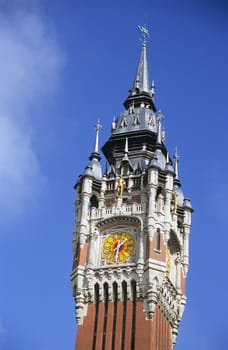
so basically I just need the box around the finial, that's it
[173,147,180,179]
[166,152,169,163]
[162,127,166,143]
[151,80,155,96]
[112,116,116,131]
[138,24,150,45]
[124,138,128,154]
[93,117,102,154]
[156,110,164,145]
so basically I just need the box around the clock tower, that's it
[71,27,192,350]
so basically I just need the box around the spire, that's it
[133,25,150,93]
[122,138,129,161]
[84,118,102,179]
[156,111,164,145]
[94,118,102,153]
[173,147,179,180]
[120,137,133,175]
[89,118,102,161]
[165,151,175,174]
[123,25,156,111]
[124,137,128,153]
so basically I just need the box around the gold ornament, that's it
[116,176,126,197]
[166,248,171,276]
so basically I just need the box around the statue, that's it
[172,192,178,215]
[116,176,126,197]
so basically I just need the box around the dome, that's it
[153,149,166,170]
[84,159,102,179]
[183,198,193,210]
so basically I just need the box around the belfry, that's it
[71,26,192,350]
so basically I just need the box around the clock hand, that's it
[115,240,121,262]
[119,238,127,247]
[114,239,127,262]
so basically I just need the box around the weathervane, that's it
[138,24,150,45]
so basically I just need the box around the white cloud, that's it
[0,4,65,217]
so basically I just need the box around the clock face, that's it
[102,232,135,264]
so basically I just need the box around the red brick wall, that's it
[75,304,96,350]
[147,231,166,262]
[75,301,173,350]
[78,241,88,265]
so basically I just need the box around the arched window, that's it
[102,283,109,350]
[167,231,181,287]
[155,186,163,201]
[121,281,128,350]
[72,240,80,269]
[155,228,161,251]
[89,194,98,209]
[92,283,100,350]
[111,282,118,350]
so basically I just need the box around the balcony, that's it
[88,203,143,220]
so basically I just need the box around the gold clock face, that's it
[102,232,135,264]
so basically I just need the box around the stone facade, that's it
[71,29,192,350]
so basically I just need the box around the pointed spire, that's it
[123,25,156,111]
[133,25,150,93]
[156,111,164,145]
[165,151,175,174]
[120,137,133,175]
[94,118,102,153]
[89,118,102,161]
[124,137,128,154]
[122,138,129,161]
[85,118,102,179]
[173,147,179,180]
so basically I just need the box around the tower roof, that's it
[133,42,150,93]
[89,118,102,161]
[124,26,156,111]
[84,119,102,179]
[102,26,167,168]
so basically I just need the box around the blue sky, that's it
[0,0,227,349]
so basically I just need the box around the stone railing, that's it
[88,203,143,220]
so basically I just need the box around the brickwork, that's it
[75,301,172,350]
[147,230,166,262]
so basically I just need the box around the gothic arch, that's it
[168,230,181,253]
[89,194,98,209]
[167,230,181,288]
